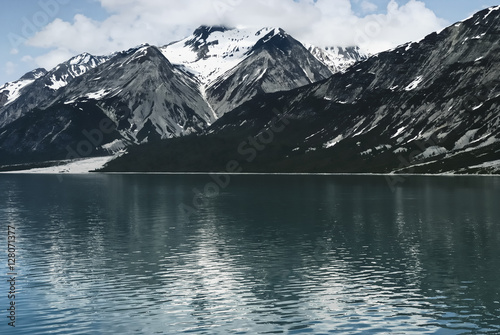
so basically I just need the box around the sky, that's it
[1,0,498,85]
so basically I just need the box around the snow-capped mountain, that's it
[161,26,274,84]
[45,52,111,90]
[204,28,334,116]
[0,68,47,109]
[0,44,214,165]
[101,6,500,175]
[0,53,110,129]
[161,26,364,86]
[162,26,364,116]
[60,45,215,140]
[305,45,368,73]
[1,25,361,166]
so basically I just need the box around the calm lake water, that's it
[1,174,500,334]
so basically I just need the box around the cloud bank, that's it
[26,0,447,71]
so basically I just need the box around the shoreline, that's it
[1,156,499,177]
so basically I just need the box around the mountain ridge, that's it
[3,7,500,174]
[99,6,500,175]
[0,25,363,166]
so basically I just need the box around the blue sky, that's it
[1,0,499,85]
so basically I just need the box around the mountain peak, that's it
[19,68,47,81]
[479,5,500,18]
[161,26,287,84]
[192,25,232,40]
[125,44,173,67]
[0,68,49,109]
[248,27,292,53]
[161,25,364,85]
[459,4,500,25]
[251,27,287,42]
[69,52,96,65]
[305,45,368,73]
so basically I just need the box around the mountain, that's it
[160,26,364,85]
[0,26,362,167]
[306,45,367,73]
[161,25,264,85]
[0,53,110,129]
[100,6,500,175]
[59,45,215,140]
[0,45,214,165]
[161,26,363,116]
[204,28,334,116]
[0,68,47,109]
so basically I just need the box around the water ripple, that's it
[1,174,500,334]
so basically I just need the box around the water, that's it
[1,174,500,334]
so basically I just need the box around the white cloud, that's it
[299,0,448,52]
[25,0,448,70]
[33,48,76,70]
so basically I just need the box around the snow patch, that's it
[86,89,108,100]
[472,103,483,111]
[404,76,423,91]
[394,147,407,154]
[64,98,77,104]
[161,27,279,85]
[469,159,500,170]
[50,121,72,143]
[375,144,392,150]
[361,149,372,155]
[484,6,500,19]
[414,146,447,160]
[255,68,267,82]
[391,126,406,138]
[305,129,323,140]
[69,53,92,65]
[0,79,35,106]
[324,134,343,148]
[102,140,126,152]
[453,129,479,150]
[462,135,498,152]
[47,77,69,90]
[304,44,366,74]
